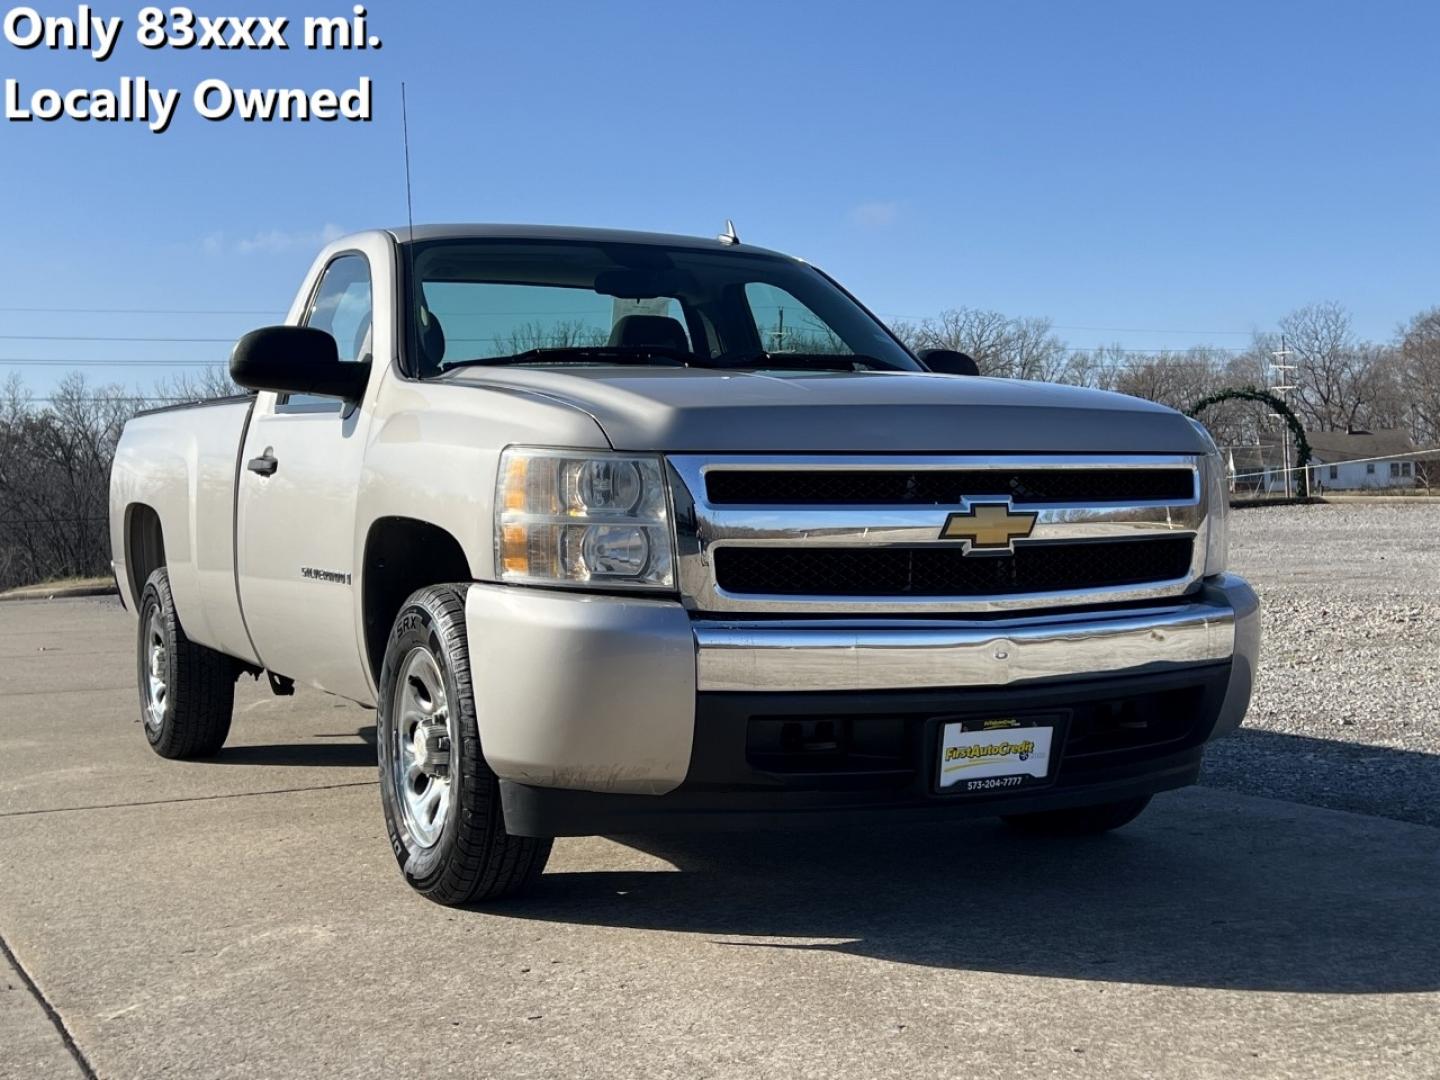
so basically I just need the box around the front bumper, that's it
[465,574,1259,824]
[694,597,1239,692]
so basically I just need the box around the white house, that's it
[1305,429,1419,491]
[1226,443,1288,494]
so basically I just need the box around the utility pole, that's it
[1269,335,1298,497]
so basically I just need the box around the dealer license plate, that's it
[937,717,1056,793]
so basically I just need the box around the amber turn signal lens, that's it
[503,456,528,512]
[500,523,530,574]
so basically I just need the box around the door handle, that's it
[247,452,278,477]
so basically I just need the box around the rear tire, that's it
[376,585,551,905]
[1001,795,1152,836]
[136,568,234,759]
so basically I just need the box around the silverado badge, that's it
[940,502,1038,554]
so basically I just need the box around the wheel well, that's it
[362,517,472,682]
[126,504,165,602]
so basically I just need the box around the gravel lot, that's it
[1201,502,1440,826]
[2,503,1437,1080]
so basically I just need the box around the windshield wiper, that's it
[442,347,900,373]
[709,351,896,372]
[443,346,692,370]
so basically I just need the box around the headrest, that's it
[352,312,373,365]
[417,305,445,373]
[607,314,689,354]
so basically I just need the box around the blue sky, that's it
[3,0,1439,396]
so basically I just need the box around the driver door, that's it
[234,244,383,702]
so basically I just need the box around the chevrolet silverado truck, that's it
[110,224,1259,905]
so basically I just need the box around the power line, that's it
[0,343,1275,378]
[0,306,282,316]
[875,313,1260,336]
[1065,345,1254,356]
[0,361,227,371]
[1229,445,1440,482]
[7,396,196,404]
[1,304,1269,342]
[0,341,1271,363]
[1048,324,1256,337]
[0,335,235,343]
[0,329,1264,354]
[0,353,1259,381]
[6,300,1249,335]
[372,336,1263,357]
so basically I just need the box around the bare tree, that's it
[897,307,1076,381]
[1111,347,1226,414]
[0,373,31,425]
[497,320,608,356]
[1397,307,1440,446]
[156,364,242,403]
[0,374,138,590]
[1273,303,1382,432]
[1061,345,1128,391]
[1007,317,1072,381]
[895,308,1012,373]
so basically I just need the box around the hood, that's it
[442,367,1208,454]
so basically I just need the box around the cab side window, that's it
[282,253,373,410]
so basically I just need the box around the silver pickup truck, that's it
[110,224,1259,905]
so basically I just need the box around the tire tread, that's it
[381,585,551,905]
[141,568,234,759]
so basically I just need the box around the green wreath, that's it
[1187,387,1312,497]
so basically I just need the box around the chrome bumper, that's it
[465,574,1259,796]
[695,574,1258,693]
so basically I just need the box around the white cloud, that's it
[207,224,347,256]
[848,201,900,228]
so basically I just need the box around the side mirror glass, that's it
[918,349,980,376]
[230,326,369,403]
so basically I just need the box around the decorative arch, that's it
[1187,387,1312,497]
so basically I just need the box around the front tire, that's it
[1001,795,1152,836]
[376,585,551,905]
[136,568,235,759]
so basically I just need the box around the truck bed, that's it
[109,395,260,665]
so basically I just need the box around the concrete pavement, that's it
[1,597,1438,1079]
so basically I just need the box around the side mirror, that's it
[230,326,370,403]
[918,348,980,377]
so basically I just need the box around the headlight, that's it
[1190,419,1229,576]
[496,448,674,589]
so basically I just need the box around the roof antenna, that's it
[401,82,416,246]
[717,218,740,245]
[400,82,425,371]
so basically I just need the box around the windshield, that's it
[403,238,919,376]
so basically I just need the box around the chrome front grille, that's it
[667,454,1209,614]
[703,466,1196,507]
[712,536,1196,597]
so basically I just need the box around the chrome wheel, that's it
[390,647,453,849]
[143,607,168,732]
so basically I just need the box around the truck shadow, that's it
[499,746,1440,994]
[204,726,377,767]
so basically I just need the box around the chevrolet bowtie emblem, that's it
[939,502,1038,554]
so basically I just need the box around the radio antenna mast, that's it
[401,82,416,244]
[400,82,422,371]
